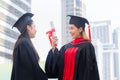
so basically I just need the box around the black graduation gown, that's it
[45,41,100,80]
[11,37,47,80]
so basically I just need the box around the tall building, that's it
[112,27,120,80]
[91,20,112,44]
[61,0,86,45]
[102,44,115,80]
[101,44,119,80]
[93,40,119,80]
[113,52,119,80]
[0,0,32,63]
[113,27,120,49]
[91,20,120,80]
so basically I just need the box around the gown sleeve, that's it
[45,44,71,79]
[76,43,100,80]
[45,48,59,78]
[11,40,47,80]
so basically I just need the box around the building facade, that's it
[113,27,120,49]
[91,20,120,80]
[112,27,120,80]
[0,0,31,63]
[61,0,86,45]
[91,20,112,44]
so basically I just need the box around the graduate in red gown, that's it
[45,15,100,80]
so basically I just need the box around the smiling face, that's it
[69,24,83,39]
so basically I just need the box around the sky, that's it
[31,0,120,61]
[31,0,61,61]
[86,0,120,28]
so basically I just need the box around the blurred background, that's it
[0,0,120,80]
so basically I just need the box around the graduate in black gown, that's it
[45,15,100,80]
[11,13,47,80]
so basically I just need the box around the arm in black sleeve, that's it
[45,48,59,78]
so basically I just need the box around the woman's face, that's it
[69,24,82,39]
[27,22,37,38]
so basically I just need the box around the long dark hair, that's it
[12,20,39,61]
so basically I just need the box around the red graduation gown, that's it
[45,37,100,80]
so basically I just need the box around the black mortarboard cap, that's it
[67,15,89,29]
[12,13,34,33]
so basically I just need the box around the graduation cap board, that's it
[67,15,91,42]
[12,13,34,33]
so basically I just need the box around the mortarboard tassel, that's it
[88,25,91,42]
